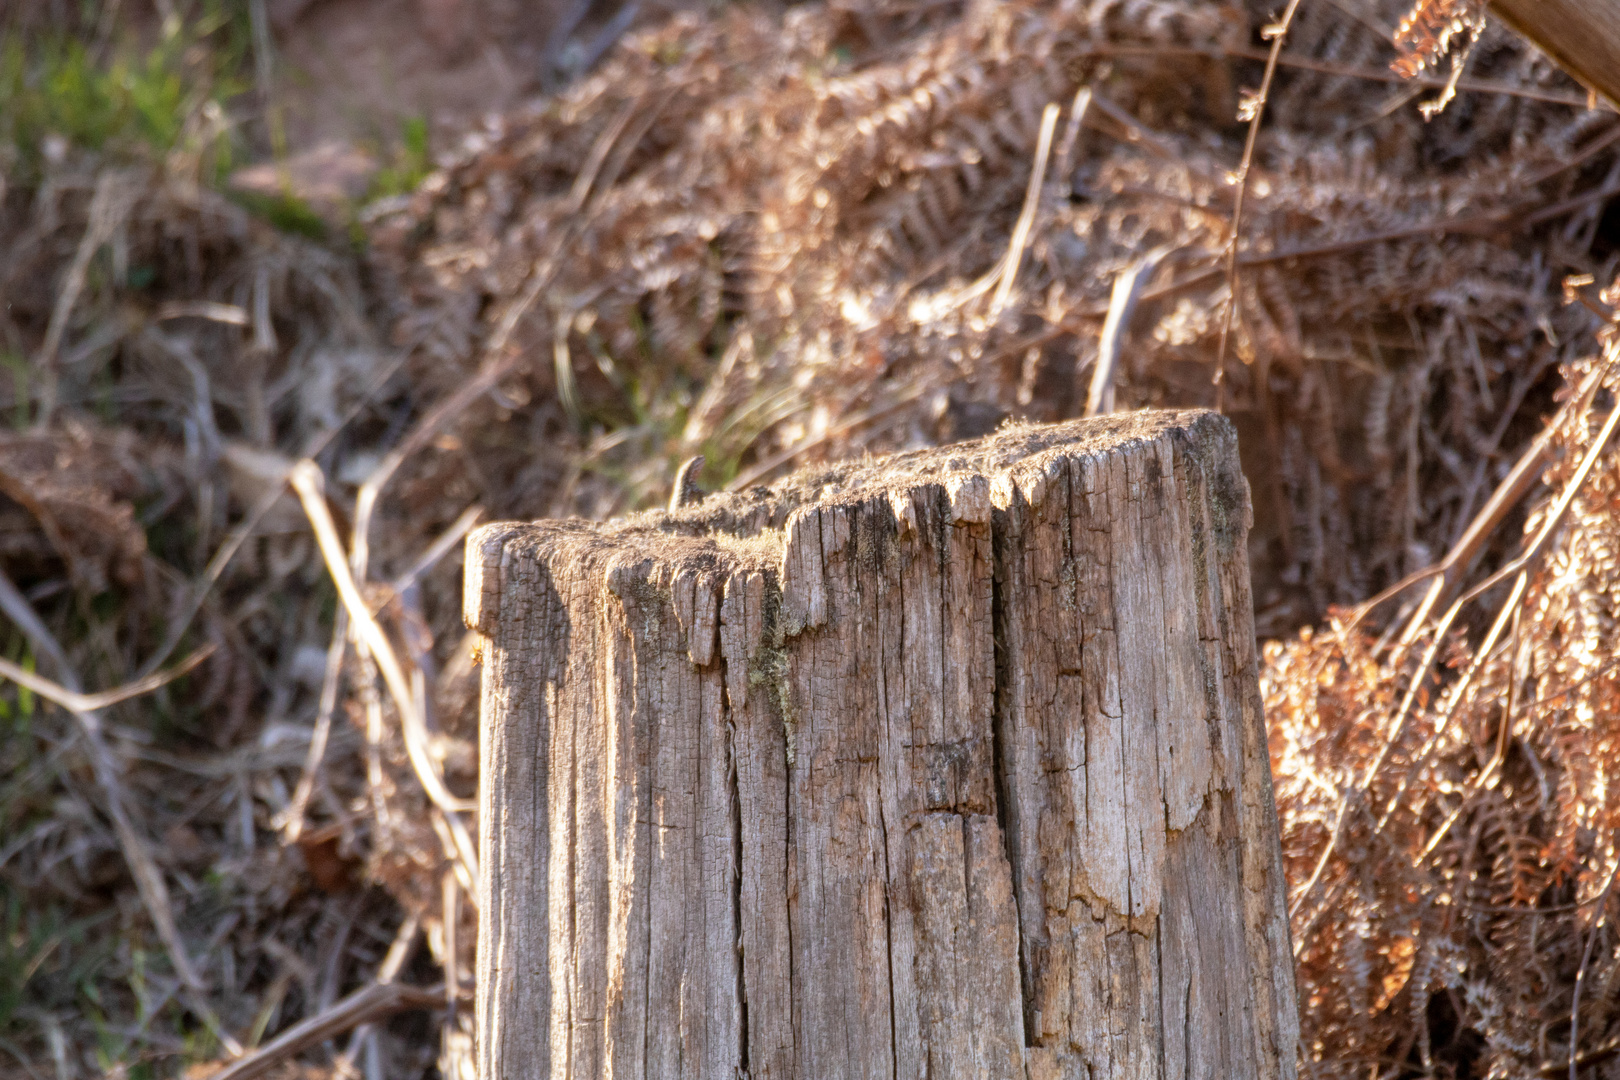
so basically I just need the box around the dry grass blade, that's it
[990,102,1061,315]
[1086,244,1176,417]
[288,461,479,865]
[154,301,252,325]
[389,503,486,598]
[33,169,140,426]
[0,648,214,714]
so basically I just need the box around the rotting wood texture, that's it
[467,409,1299,1080]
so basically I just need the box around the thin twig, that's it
[1405,575,1528,862]
[0,648,214,714]
[1442,365,1620,620]
[155,301,251,325]
[388,503,486,598]
[288,466,475,816]
[1341,355,1613,637]
[207,980,459,1080]
[1373,573,1527,844]
[277,610,348,844]
[337,911,421,1075]
[442,871,461,1040]
[1084,90,1211,174]
[1213,0,1303,410]
[1543,1032,1620,1076]
[1083,41,1604,110]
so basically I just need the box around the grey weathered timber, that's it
[1490,0,1620,112]
[466,409,1299,1080]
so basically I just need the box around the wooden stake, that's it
[469,410,1299,1079]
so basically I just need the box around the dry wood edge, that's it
[206,980,466,1080]
[1491,0,1620,110]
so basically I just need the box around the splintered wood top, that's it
[465,409,1234,634]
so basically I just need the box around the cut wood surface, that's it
[467,409,1299,1079]
[1492,0,1620,108]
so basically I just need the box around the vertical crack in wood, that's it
[721,644,750,1077]
[879,768,900,1080]
[777,571,795,1079]
[1155,924,1169,1080]
[1183,960,1194,1080]
[871,496,902,1080]
[989,496,1037,1048]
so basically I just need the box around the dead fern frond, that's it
[1268,309,1620,1077]
[1393,0,1488,77]
[1391,0,1489,116]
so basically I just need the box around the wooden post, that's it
[1490,0,1620,110]
[466,410,1299,1079]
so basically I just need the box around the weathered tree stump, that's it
[465,410,1298,1080]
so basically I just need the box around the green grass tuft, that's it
[0,5,249,182]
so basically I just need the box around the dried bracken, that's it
[1390,0,1489,117]
[1269,307,1620,1077]
[1392,0,1489,78]
[372,0,1614,635]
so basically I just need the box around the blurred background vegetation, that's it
[5,0,1620,1077]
